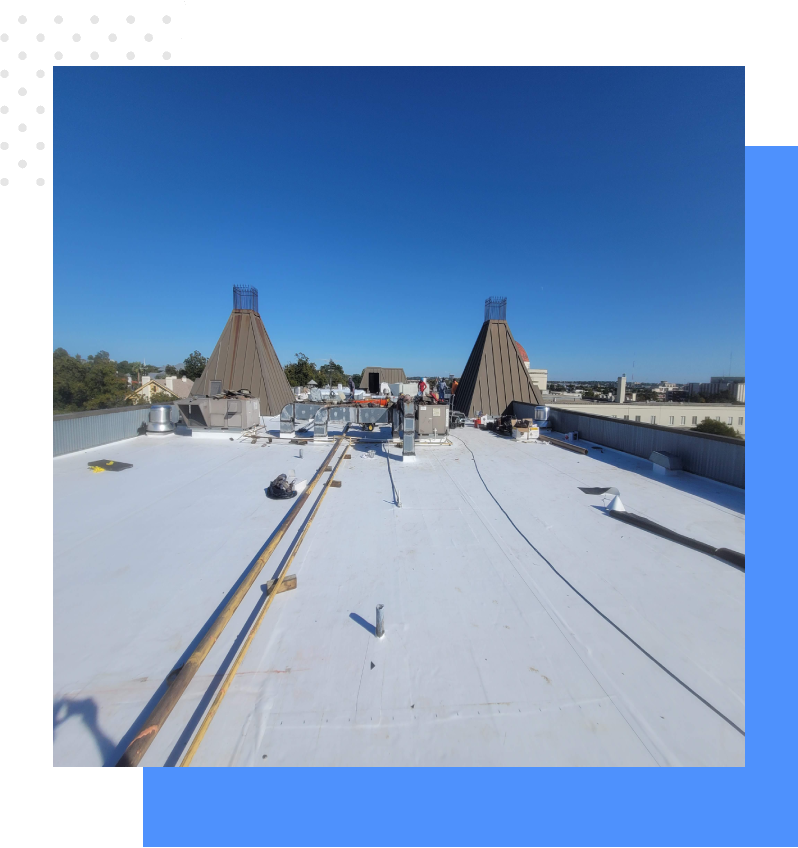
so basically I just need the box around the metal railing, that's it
[484,296,507,321]
[233,285,258,312]
[53,404,180,457]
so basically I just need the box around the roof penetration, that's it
[455,318,542,417]
[191,290,294,415]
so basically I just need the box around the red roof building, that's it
[516,341,530,365]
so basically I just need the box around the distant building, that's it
[616,374,627,404]
[539,398,745,435]
[130,375,194,401]
[516,341,548,394]
[689,376,745,403]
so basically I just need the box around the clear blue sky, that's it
[54,67,743,382]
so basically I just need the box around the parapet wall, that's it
[514,403,744,489]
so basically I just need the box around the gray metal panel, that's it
[192,310,294,415]
[53,404,179,456]
[359,407,390,425]
[545,408,745,488]
[212,315,235,388]
[225,312,243,389]
[454,320,541,418]
[230,313,249,390]
[253,314,295,414]
[360,367,407,388]
[329,406,358,423]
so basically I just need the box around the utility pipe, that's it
[179,437,352,766]
[116,427,350,767]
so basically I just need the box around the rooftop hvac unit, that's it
[416,404,449,436]
[176,396,261,430]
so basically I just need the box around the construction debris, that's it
[267,474,298,499]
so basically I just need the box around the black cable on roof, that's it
[452,435,745,739]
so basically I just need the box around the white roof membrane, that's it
[53,423,744,766]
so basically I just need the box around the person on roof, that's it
[418,378,427,396]
[437,377,446,399]
[348,376,356,401]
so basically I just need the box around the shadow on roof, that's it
[579,441,745,515]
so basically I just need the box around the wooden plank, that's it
[116,432,350,767]
[330,480,342,488]
[266,574,297,594]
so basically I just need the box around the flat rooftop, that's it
[53,420,744,766]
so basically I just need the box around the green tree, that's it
[87,350,111,362]
[350,372,362,389]
[284,353,320,387]
[150,390,176,404]
[54,349,130,412]
[164,364,178,376]
[319,359,346,388]
[693,417,741,438]
[180,351,207,381]
[54,349,90,411]
[82,358,130,410]
[117,360,149,382]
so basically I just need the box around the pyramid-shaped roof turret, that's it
[190,287,294,415]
